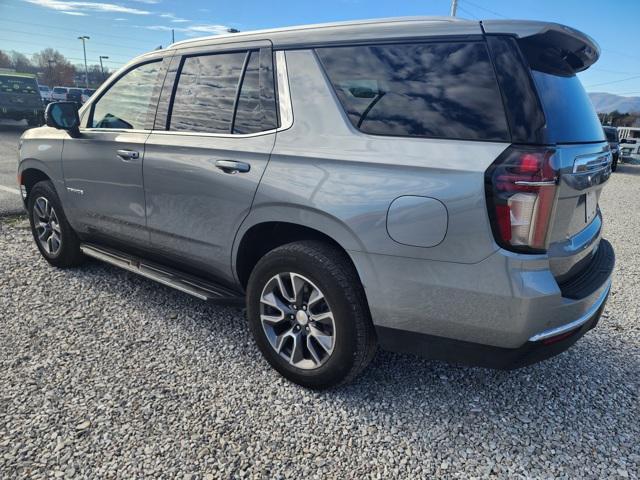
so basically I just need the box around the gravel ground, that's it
[1,165,639,479]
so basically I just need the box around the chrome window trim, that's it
[79,128,152,134]
[148,128,278,138]
[528,280,611,342]
[275,50,293,131]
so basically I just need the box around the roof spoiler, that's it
[481,20,600,73]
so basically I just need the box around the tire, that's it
[27,180,84,268]
[246,240,377,389]
[611,157,618,172]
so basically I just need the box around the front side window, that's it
[169,52,245,134]
[316,42,510,141]
[91,60,162,130]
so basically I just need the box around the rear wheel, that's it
[611,157,618,172]
[246,241,376,389]
[27,181,84,268]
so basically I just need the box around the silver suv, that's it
[18,17,615,389]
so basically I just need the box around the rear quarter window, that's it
[531,71,605,144]
[315,41,510,142]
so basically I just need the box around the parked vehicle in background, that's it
[81,88,96,104]
[19,17,614,389]
[51,86,68,102]
[0,72,44,126]
[38,85,52,103]
[66,88,83,105]
[603,126,620,171]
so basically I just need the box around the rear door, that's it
[143,42,278,282]
[62,57,168,247]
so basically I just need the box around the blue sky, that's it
[1,0,639,95]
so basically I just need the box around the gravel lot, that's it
[1,165,639,479]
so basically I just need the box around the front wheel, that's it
[246,241,377,389]
[27,180,84,268]
[611,157,618,172]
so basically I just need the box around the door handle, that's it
[117,149,140,161]
[215,160,250,174]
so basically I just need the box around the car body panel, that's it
[61,129,150,247]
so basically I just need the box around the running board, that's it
[80,243,244,304]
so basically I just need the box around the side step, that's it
[80,243,244,304]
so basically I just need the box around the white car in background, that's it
[50,86,68,101]
[38,85,51,103]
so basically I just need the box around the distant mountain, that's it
[588,92,640,114]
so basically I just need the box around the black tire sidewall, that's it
[247,245,361,389]
[27,181,82,267]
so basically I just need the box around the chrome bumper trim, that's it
[528,280,611,342]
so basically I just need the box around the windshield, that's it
[0,75,38,95]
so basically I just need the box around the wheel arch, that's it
[233,206,367,291]
[18,166,52,204]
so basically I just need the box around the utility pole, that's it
[171,29,175,44]
[47,59,56,87]
[78,35,90,88]
[450,0,458,16]
[99,56,109,81]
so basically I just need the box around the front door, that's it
[62,59,167,247]
[143,46,278,283]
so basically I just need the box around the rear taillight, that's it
[485,146,558,253]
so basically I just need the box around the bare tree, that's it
[0,50,11,69]
[32,48,76,87]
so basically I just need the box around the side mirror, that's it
[45,102,80,136]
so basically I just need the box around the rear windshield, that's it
[39,86,49,91]
[316,41,510,142]
[53,87,67,93]
[530,71,605,143]
[69,89,82,94]
[0,75,38,95]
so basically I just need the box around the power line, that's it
[457,5,478,19]
[0,18,164,44]
[0,27,148,56]
[462,0,509,18]
[586,75,640,88]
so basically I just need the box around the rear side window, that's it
[232,50,278,134]
[315,42,510,141]
[530,71,605,143]
[169,52,245,134]
[0,75,38,95]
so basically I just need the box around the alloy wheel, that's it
[32,196,62,256]
[260,272,336,369]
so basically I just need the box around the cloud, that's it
[60,10,87,15]
[144,23,231,36]
[23,0,151,15]
[159,12,190,23]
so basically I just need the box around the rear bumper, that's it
[376,288,607,369]
[0,107,43,120]
[351,237,615,366]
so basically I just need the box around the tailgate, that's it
[547,142,611,282]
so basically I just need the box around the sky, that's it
[1,0,639,96]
